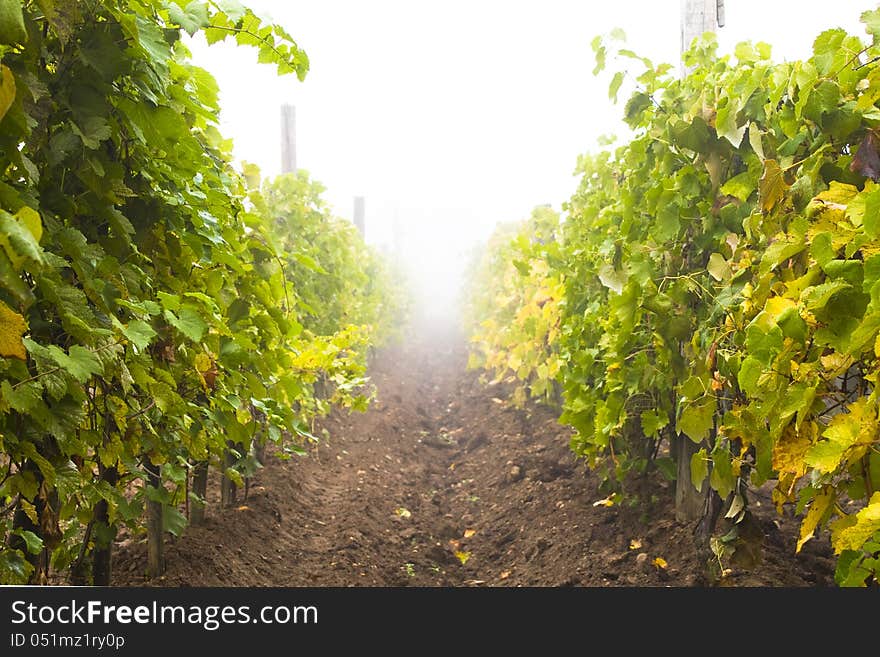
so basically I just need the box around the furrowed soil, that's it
[114,322,836,587]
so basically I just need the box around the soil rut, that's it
[114,323,835,587]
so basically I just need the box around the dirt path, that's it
[114,323,836,587]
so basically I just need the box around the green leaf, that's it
[758,159,787,213]
[716,97,745,147]
[164,308,208,342]
[121,320,157,350]
[608,71,624,102]
[805,438,847,474]
[0,0,28,45]
[845,312,880,355]
[71,116,111,149]
[167,1,210,37]
[861,9,880,45]
[292,251,328,274]
[737,356,764,396]
[720,171,755,202]
[0,210,44,271]
[801,280,851,311]
[710,448,735,499]
[0,380,41,413]
[810,232,835,267]
[863,188,880,238]
[46,344,103,382]
[640,409,668,437]
[598,264,625,294]
[677,398,715,443]
[162,505,188,537]
[707,253,731,281]
[12,529,44,555]
[0,549,33,585]
[19,442,56,486]
[690,448,708,492]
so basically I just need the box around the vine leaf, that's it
[797,489,834,552]
[166,1,210,37]
[0,0,28,45]
[0,65,15,122]
[832,493,880,553]
[759,159,787,212]
[46,345,103,383]
[0,300,27,360]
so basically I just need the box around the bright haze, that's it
[187,0,867,319]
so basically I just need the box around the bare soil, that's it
[113,322,836,587]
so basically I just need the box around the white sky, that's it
[187,1,870,314]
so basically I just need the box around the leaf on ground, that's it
[629,538,643,550]
[455,550,471,565]
[593,495,615,507]
[652,556,668,569]
[394,507,411,518]
[463,529,476,539]
[0,299,27,359]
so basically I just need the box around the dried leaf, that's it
[629,539,643,550]
[455,550,471,565]
[759,159,787,212]
[463,529,476,539]
[394,507,411,518]
[652,557,668,569]
[850,131,880,181]
[593,496,614,507]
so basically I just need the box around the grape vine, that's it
[0,1,404,585]
[466,10,880,585]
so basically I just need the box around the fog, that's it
[188,0,867,319]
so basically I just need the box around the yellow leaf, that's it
[0,299,27,360]
[455,550,471,565]
[394,507,411,518]
[20,499,38,525]
[652,557,668,569]
[235,407,251,425]
[772,425,813,479]
[16,207,42,244]
[0,65,14,122]
[463,529,476,539]
[797,489,834,552]
[629,539,643,550]
[764,296,796,320]
[593,496,615,508]
[832,492,880,554]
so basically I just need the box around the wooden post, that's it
[675,0,722,523]
[281,103,296,175]
[680,0,719,73]
[91,465,119,585]
[353,196,365,237]
[145,462,164,579]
